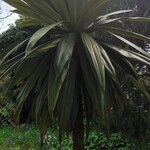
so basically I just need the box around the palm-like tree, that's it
[1,0,150,149]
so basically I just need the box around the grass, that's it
[0,126,72,150]
[0,126,40,150]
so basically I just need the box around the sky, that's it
[0,1,19,33]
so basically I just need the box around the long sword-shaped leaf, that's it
[4,0,50,25]
[81,33,106,115]
[81,33,105,89]
[102,17,150,24]
[98,44,116,77]
[0,52,24,71]
[3,0,27,8]
[103,45,137,77]
[123,17,150,23]
[48,60,70,119]
[58,58,77,135]
[25,39,60,58]
[2,39,28,63]
[106,27,150,43]
[98,10,132,20]
[24,0,61,22]
[104,44,150,65]
[0,59,21,80]
[54,33,76,74]
[15,55,49,121]
[35,76,48,122]
[26,23,61,53]
[108,32,149,57]
[79,47,105,119]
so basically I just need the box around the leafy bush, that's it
[0,100,15,126]
[0,85,16,126]
[43,129,72,150]
[85,132,133,150]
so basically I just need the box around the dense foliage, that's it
[0,19,39,126]
[1,127,150,150]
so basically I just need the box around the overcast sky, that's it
[0,1,19,33]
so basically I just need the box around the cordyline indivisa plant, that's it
[1,0,150,149]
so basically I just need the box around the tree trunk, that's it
[72,101,84,150]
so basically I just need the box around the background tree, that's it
[0,17,40,126]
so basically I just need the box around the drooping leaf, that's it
[103,43,150,65]
[54,33,76,74]
[57,57,77,135]
[48,59,70,119]
[81,33,105,92]
[26,23,61,53]
[26,39,60,58]
[106,27,150,43]
[108,32,149,57]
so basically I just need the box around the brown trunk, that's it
[72,101,84,150]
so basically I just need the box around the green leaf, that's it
[98,44,116,77]
[26,39,60,58]
[99,9,132,19]
[81,33,106,116]
[15,56,49,122]
[54,33,76,74]
[48,59,70,119]
[123,17,150,23]
[58,57,77,135]
[103,44,137,77]
[81,33,105,92]
[108,32,149,57]
[2,39,28,63]
[0,59,22,80]
[106,27,150,43]
[79,47,102,117]
[104,44,150,65]
[35,76,48,122]
[0,52,24,71]
[26,23,61,53]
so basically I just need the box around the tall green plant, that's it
[1,0,150,149]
